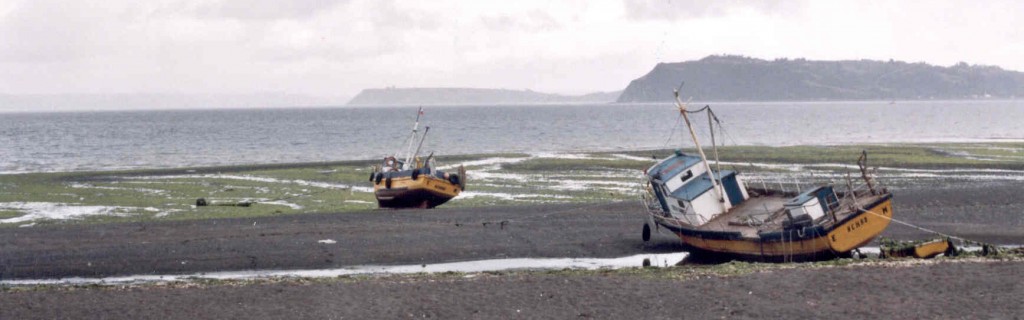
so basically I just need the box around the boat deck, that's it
[696,192,888,238]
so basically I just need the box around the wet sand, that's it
[2,261,1021,319]
[2,183,1023,318]
[1,201,658,280]
[3,183,1023,280]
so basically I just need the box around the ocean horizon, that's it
[3,100,1023,174]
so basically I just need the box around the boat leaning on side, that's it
[644,151,893,261]
[641,85,894,262]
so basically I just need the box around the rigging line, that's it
[704,109,741,148]
[683,105,711,114]
[718,124,743,148]
[857,205,989,246]
[688,105,732,150]
[708,108,726,147]
[661,112,684,149]
[706,107,721,124]
[692,105,737,147]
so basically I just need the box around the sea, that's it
[2,100,1022,174]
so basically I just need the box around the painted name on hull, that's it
[845,216,869,233]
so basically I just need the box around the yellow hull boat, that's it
[369,108,466,209]
[641,84,894,261]
[371,161,465,209]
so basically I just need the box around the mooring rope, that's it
[857,205,990,246]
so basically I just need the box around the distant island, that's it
[347,56,1024,106]
[346,87,621,106]
[617,55,1024,102]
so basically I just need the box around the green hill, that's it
[617,55,1024,102]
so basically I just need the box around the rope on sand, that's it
[858,205,1003,252]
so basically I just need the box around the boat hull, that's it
[373,170,461,209]
[655,194,893,262]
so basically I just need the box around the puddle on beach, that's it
[0,252,691,287]
[0,202,161,224]
[3,245,1021,287]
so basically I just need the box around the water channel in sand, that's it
[5,245,1020,287]
[1,252,690,286]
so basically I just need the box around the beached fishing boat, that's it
[369,108,465,209]
[640,85,894,261]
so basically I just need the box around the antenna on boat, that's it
[401,107,424,170]
[673,82,728,212]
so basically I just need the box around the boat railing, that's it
[638,178,667,216]
[839,171,880,211]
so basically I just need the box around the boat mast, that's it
[401,107,424,170]
[708,109,723,177]
[673,86,728,212]
[412,126,431,168]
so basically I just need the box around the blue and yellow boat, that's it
[641,87,894,261]
[369,108,465,209]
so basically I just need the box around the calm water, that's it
[2,100,1022,173]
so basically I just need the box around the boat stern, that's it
[372,169,462,208]
[826,194,894,253]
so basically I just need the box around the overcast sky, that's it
[2,0,1022,102]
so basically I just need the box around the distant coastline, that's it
[349,55,1024,105]
[617,55,1024,103]
[5,56,1021,111]
[346,87,621,106]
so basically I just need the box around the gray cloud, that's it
[249,0,446,64]
[361,0,445,34]
[192,0,349,21]
[479,10,561,32]
[2,0,1023,109]
[0,1,104,63]
[623,0,801,20]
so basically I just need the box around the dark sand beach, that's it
[2,181,1023,318]
[3,183,1023,280]
[3,260,1021,319]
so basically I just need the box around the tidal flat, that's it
[1,142,1022,227]
[2,142,1023,319]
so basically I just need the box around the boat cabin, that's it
[646,151,750,226]
[782,185,841,228]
